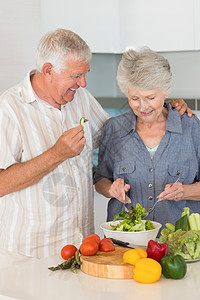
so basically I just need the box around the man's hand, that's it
[168,98,194,117]
[109,178,131,203]
[52,125,86,161]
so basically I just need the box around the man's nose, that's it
[77,74,87,88]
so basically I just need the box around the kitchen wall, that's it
[1,0,200,234]
[86,51,200,110]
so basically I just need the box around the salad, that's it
[110,203,155,232]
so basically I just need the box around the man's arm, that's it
[168,98,193,117]
[0,125,85,197]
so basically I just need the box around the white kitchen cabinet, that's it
[119,0,197,52]
[41,0,120,53]
[41,0,200,53]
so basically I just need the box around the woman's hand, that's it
[169,98,194,117]
[157,182,184,201]
[109,178,131,203]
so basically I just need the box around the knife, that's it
[110,238,146,250]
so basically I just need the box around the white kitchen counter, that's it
[1,190,200,300]
[0,249,200,300]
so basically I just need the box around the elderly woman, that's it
[94,48,200,227]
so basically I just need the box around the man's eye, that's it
[72,75,80,79]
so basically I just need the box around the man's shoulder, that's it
[0,83,22,106]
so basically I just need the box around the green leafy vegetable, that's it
[111,204,155,232]
[160,207,200,260]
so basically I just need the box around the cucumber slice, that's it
[80,117,85,125]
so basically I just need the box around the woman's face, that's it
[127,88,168,123]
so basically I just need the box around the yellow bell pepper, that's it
[133,258,162,283]
[123,248,147,266]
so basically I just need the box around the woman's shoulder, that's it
[103,110,133,129]
[181,113,200,126]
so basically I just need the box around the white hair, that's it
[35,29,92,73]
[117,47,172,95]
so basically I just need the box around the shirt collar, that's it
[119,102,183,138]
[21,70,37,104]
[20,69,68,109]
[165,102,183,133]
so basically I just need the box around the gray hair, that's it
[35,29,92,73]
[117,47,172,95]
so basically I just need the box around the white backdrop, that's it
[0,0,41,94]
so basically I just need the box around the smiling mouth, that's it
[141,110,153,116]
[69,88,76,92]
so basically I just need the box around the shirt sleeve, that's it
[0,100,22,169]
[83,89,110,149]
[190,116,200,181]
[93,119,115,184]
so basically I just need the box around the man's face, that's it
[49,54,90,105]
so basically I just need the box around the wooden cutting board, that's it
[80,245,134,279]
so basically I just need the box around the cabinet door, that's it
[119,0,195,52]
[41,0,119,53]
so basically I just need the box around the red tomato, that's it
[61,244,77,260]
[79,240,99,256]
[99,242,115,252]
[100,238,114,245]
[83,234,101,246]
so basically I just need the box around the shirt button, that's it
[177,171,180,175]
[149,168,153,172]
[148,183,153,188]
[149,196,153,200]
[122,167,126,172]
[78,188,80,191]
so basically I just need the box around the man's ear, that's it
[42,63,53,80]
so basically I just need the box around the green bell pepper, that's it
[160,254,187,279]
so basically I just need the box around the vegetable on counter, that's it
[147,240,169,262]
[49,250,81,273]
[160,207,200,260]
[83,234,101,246]
[111,204,155,232]
[160,254,187,279]
[79,240,99,256]
[133,258,162,284]
[61,244,77,260]
[123,248,147,266]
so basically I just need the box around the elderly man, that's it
[0,29,191,258]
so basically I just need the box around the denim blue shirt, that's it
[94,103,200,227]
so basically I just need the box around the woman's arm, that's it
[168,98,193,117]
[157,182,200,202]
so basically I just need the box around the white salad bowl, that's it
[100,220,162,247]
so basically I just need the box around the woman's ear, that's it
[42,63,53,80]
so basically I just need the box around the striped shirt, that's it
[0,70,109,258]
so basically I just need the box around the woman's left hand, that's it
[157,182,184,201]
